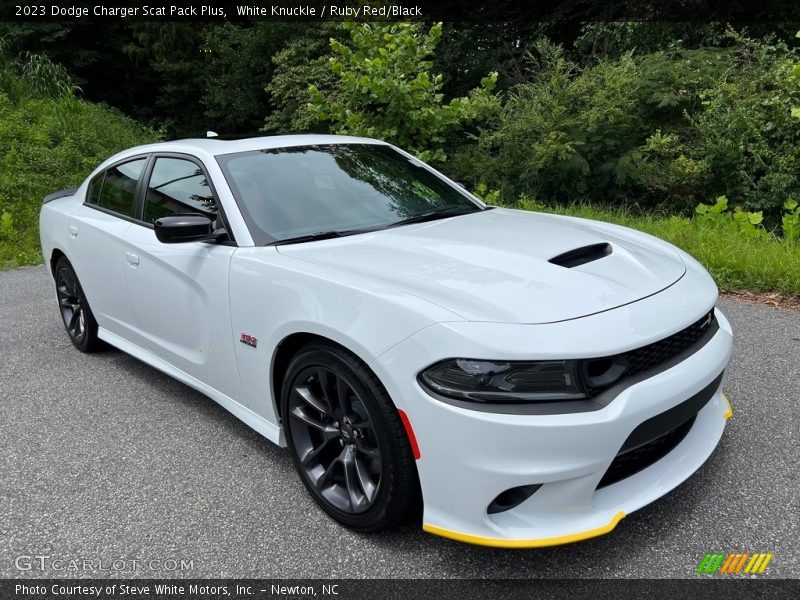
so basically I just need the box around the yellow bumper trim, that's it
[422,511,626,549]
[722,392,733,420]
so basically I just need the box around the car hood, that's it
[276,208,686,324]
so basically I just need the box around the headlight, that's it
[418,358,586,403]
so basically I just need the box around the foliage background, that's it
[0,47,154,268]
[0,20,799,292]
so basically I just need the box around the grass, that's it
[0,86,156,270]
[518,200,800,297]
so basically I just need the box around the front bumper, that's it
[373,288,733,547]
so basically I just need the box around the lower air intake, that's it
[597,417,695,489]
[596,370,723,489]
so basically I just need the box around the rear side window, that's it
[87,158,146,218]
[88,175,104,205]
[144,157,217,224]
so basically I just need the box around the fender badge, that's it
[240,333,258,348]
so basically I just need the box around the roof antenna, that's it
[206,131,219,138]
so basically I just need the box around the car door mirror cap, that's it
[154,215,223,244]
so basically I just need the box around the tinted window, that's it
[217,144,480,243]
[144,157,217,224]
[88,159,146,218]
[88,173,104,205]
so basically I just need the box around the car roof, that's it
[121,134,388,159]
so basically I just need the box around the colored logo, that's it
[240,333,258,348]
[696,552,774,575]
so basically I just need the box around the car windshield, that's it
[216,143,483,244]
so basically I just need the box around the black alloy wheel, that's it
[54,257,101,352]
[282,342,420,531]
[288,365,381,514]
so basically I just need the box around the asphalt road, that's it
[0,265,798,579]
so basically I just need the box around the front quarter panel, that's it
[228,247,464,437]
[373,260,730,542]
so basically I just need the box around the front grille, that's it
[583,309,716,397]
[597,417,695,489]
[623,310,715,378]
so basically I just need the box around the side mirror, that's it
[154,215,219,244]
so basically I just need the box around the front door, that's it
[121,155,241,400]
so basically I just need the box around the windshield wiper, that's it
[270,229,368,246]
[272,206,490,244]
[387,207,486,228]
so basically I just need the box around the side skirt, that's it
[98,328,285,446]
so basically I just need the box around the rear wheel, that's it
[54,256,101,352]
[281,341,420,531]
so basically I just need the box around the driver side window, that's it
[144,157,218,225]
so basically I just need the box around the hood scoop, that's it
[549,243,612,268]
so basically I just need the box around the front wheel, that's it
[281,341,420,531]
[54,256,102,352]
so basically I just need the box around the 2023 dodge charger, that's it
[40,135,733,547]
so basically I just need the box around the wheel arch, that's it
[49,248,67,277]
[271,329,424,526]
[48,248,100,328]
[271,331,382,422]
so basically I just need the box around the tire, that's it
[54,256,102,353]
[281,341,421,531]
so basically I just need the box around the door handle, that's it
[68,225,78,238]
[125,251,140,267]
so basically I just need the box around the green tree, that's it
[307,22,499,162]
[124,23,213,137]
[791,30,800,121]
[202,23,296,133]
[262,23,341,133]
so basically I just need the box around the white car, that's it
[40,135,733,547]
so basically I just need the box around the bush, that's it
[0,51,156,269]
[696,195,800,242]
[452,33,800,225]
[453,40,647,199]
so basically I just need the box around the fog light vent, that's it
[487,484,542,514]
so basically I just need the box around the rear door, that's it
[120,154,241,400]
[68,157,148,338]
